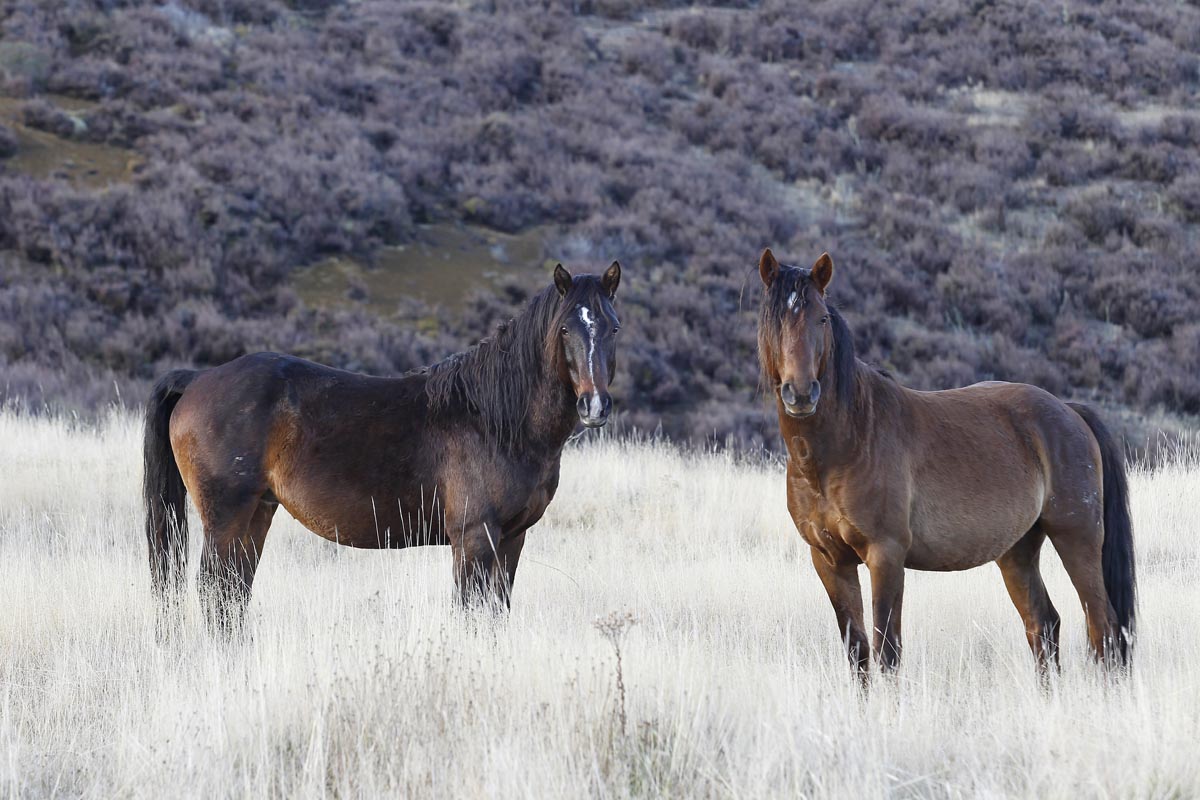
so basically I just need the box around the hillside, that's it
[1,2,1199,449]
[2,411,1198,795]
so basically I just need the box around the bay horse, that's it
[757,249,1135,674]
[144,262,622,628]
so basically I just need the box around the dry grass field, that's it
[1,410,1198,798]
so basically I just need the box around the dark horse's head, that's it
[758,248,853,419]
[552,261,621,427]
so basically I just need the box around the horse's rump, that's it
[899,381,1103,570]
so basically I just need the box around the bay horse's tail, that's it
[1068,402,1136,661]
[143,369,199,598]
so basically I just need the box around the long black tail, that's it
[1068,402,1136,662]
[143,369,199,598]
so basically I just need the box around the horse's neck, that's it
[517,363,579,458]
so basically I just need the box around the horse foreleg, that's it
[495,530,528,610]
[866,544,906,672]
[809,548,869,677]
[450,519,502,609]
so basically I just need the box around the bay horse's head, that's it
[758,248,838,418]
[552,261,621,427]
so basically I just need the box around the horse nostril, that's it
[809,381,821,406]
[577,392,610,425]
[780,382,798,407]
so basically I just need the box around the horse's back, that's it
[928,380,1098,463]
[173,351,428,423]
[916,380,1094,448]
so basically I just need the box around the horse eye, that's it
[820,315,829,324]
[612,325,621,334]
[560,325,569,335]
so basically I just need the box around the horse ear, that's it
[811,252,833,294]
[601,260,621,298]
[553,264,573,297]
[758,248,779,288]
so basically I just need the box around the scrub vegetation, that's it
[1,1,1198,449]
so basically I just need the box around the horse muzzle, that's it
[781,380,820,418]
[577,391,612,428]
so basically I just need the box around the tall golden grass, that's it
[1,411,1197,797]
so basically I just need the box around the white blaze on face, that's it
[787,291,799,313]
[578,305,603,416]
[578,306,597,379]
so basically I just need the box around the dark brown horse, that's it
[757,249,1135,674]
[144,263,622,627]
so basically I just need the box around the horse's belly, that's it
[274,478,448,549]
[904,535,1014,571]
[905,496,1041,571]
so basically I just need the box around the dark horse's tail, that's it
[1068,402,1136,662]
[144,369,199,598]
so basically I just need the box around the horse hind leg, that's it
[197,492,277,635]
[997,525,1061,673]
[1044,518,1119,667]
[494,529,528,611]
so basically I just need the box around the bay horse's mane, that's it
[424,277,603,448]
[758,264,861,412]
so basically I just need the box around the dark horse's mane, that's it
[424,278,600,449]
[758,265,861,412]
